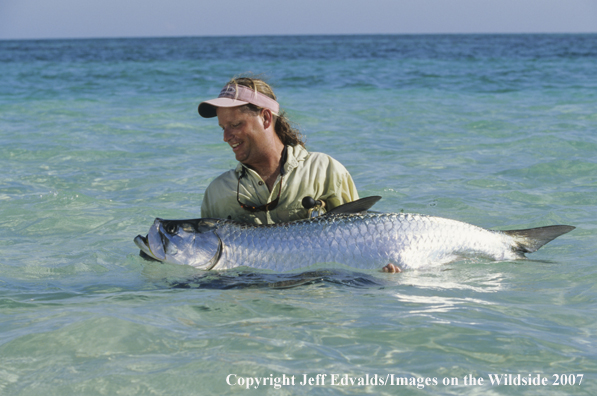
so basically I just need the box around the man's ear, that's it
[261,108,273,129]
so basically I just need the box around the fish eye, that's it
[165,223,178,234]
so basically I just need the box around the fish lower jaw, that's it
[134,235,159,260]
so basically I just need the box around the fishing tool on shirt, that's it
[302,196,326,218]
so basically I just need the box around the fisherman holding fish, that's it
[134,76,575,274]
[198,76,359,225]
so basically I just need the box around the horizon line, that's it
[2,31,596,42]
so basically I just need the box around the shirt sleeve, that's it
[200,170,239,219]
[200,188,213,218]
[318,156,360,211]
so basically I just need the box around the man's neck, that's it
[245,143,286,192]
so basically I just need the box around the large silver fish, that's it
[134,197,574,271]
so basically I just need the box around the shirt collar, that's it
[235,145,307,177]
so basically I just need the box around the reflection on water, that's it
[167,269,386,290]
[388,262,507,316]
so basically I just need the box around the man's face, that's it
[217,106,267,167]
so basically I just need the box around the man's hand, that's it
[382,263,401,273]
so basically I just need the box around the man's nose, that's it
[223,128,232,142]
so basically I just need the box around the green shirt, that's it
[201,145,359,224]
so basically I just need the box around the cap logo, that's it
[219,85,237,99]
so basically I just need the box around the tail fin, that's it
[504,225,575,254]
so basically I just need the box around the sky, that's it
[1,0,596,40]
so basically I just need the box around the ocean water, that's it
[1,34,596,395]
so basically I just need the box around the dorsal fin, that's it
[325,196,382,215]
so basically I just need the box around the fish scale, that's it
[209,213,514,271]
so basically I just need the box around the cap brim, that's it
[198,98,250,118]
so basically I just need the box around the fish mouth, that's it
[134,219,168,261]
[134,234,158,260]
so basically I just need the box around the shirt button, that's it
[258,181,264,186]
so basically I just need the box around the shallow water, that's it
[1,34,596,395]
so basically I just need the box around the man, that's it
[198,76,359,225]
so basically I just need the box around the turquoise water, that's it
[1,34,596,395]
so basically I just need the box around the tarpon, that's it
[134,196,574,271]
